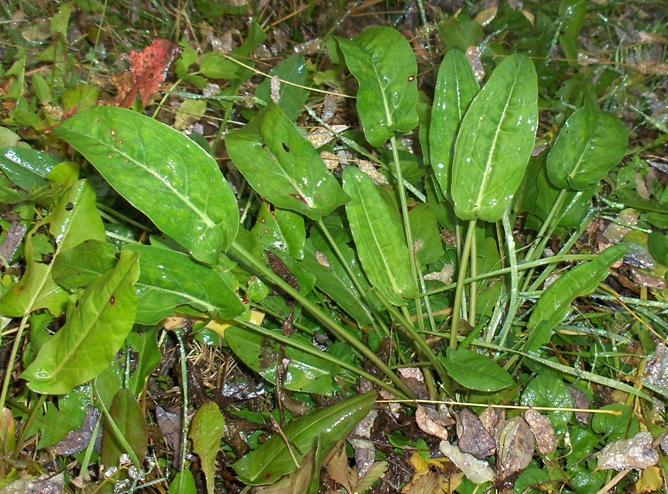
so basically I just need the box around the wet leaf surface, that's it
[597,432,659,471]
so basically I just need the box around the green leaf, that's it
[256,55,309,120]
[199,22,265,80]
[127,328,161,395]
[22,250,139,394]
[337,27,418,147]
[521,371,572,434]
[232,391,376,485]
[299,235,374,327]
[451,54,538,222]
[558,0,587,61]
[648,231,668,266]
[190,402,226,494]
[0,147,59,190]
[53,239,117,290]
[546,106,628,190]
[409,204,444,266]
[437,16,484,51]
[0,180,106,317]
[169,470,197,494]
[526,244,628,352]
[429,49,479,200]
[443,348,514,392]
[591,404,639,441]
[101,388,148,467]
[342,167,417,305]
[124,244,244,325]
[55,106,239,265]
[226,102,348,220]
[250,203,315,294]
[225,325,339,395]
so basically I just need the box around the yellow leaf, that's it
[206,310,265,337]
[636,466,662,493]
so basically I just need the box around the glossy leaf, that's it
[55,106,239,265]
[250,203,315,294]
[22,250,139,394]
[0,147,58,190]
[226,102,348,220]
[225,325,339,395]
[232,391,376,485]
[125,244,244,325]
[521,371,573,433]
[546,106,628,190]
[429,49,479,200]
[256,54,309,120]
[409,204,444,266]
[299,235,374,327]
[342,166,417,305]
[190,402,226,494]
[443,348,514,392]
[337,27,418,147]
[53,239,117,290]
[526,244,628,352]
[127,328,161,395]
[101,388,148,467]
[451,54,538,222]
[0,180,106,317]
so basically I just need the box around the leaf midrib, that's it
[72,132,217,229]
[352,180,403,297]
[244,394,371,481]
[473,69,521,215]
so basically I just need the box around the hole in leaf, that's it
[65,202,74,211]
[281,142,290,153]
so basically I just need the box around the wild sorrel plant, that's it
[0,15,656,493]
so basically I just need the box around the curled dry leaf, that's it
[307,125,349,148]
[358,160,388,185]
[597,432,659,471]
[439,440,494,485]
[415,405,453,441]
[112,38,180,108]
[349,410,378,477]
[398,367,428,399]
[54,408,100,456]
[155,406,181,454]
[320,151,339,171]
[644,343,668,395]
[423,264,454,284]
[456,409,496,459]
[325,439,387,494]
[479,406,505,447]
[497,417,535,480]
[254,448,316,494]
[568,386,591,425]
[660,433,668,455]
[523,409,556,455]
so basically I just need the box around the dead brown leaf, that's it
[456,409,496,459]
[111,38,180,107]
[523,409,556,455]
[415,405,453,441]
[597,432,659,471]
[497,417,535,480]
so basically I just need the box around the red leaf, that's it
[112,39,180,108]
